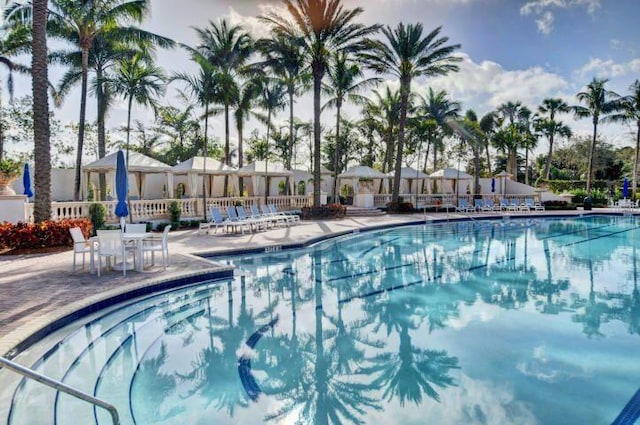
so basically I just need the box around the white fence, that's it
[30,196,313,223]
[373,193,541,208]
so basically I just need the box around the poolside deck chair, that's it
[70,227,91,271]
[251,204,287,227]
[456,198,475,213]
[226,206,256,234]
[507,199,520,212]
[525,198,545,212]
[473,199,484,211]
[268,204,300,224]
[237,205,269,231]
[481,198,496,212]
[199,207,232,235]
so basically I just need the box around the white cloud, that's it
[520,0,601,34]
[411,53,570,114]
[573,57,640,80]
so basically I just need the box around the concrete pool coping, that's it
[0,208,628,358]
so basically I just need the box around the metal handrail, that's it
[0,356,120,425]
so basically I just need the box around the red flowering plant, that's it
[0,218,93,250]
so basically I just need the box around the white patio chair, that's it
[142,225,171,270]
[69,227,91,271]
[96,230,129,277]
[125,223,147,233]
[225,206,254,234]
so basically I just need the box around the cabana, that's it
[82,151,172,200]
[430,167,473,195]
[388,166,430,195]
[338,165,387,207]
[293,166,333,196]
[238,161,294,197]
[172,156,238,198]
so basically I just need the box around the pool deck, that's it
[0,208,620,357]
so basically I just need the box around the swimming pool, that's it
[1,215,639,424]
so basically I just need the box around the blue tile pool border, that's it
[5,268,234,359]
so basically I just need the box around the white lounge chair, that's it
[226,206,255,234]
[199,207,231,234]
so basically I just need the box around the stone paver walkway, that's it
[0,209,603,356]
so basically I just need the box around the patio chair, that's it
[237,206,269,231]
[251,204,286,227]
[525,198,545,212]
[125,223,147,233]
[96,230,129,277]
[199,207,231,235]
[142,225,171,271]
[69,227,91,271]
[500,198,510,211]
[473,198,484,211]
[456,199,474,213]
[225,206,254,234]
[482,199,496,212]
[507,199,520,212]
[269,204,300,224]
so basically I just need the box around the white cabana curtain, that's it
[188,172,198,198]
[166,172,174,198]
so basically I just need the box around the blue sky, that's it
[9,0,640,164]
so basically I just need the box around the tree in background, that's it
[360,23,460,206]
[572,78,620,194]
[537,98,570,180]
[609,80,640,197]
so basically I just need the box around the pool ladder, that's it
[0,356,121,425]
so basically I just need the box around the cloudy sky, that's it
[10,0,640,162]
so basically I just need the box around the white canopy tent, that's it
[293,166,333,195]
[238,161,294,197]
[338,165,388,195]
[388,166,430,194]
[82,151,172,200]
[172,156,238,198]
[430,168,473,195]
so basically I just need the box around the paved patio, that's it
[0,208,606,357]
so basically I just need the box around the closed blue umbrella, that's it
[22,163,33,197]
[115,150,129,222]
[623,177,629,199]
[491,178,496,193]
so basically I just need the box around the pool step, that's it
[344,206,386,217]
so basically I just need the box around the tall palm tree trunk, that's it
[0,99,5,162]
[223,104,230,197]
[633,123,640,198]
[237,120,244,196]
[474,145,481,195]
[32,0,51,223]
[312,67,322,207]
[586,120,598,194]
[285,89,294,196]
[332,102,341,203]
[485,142,491,177]
[96,68,107,200]
[544,134,554,180]
[264,107,272,205]
[392,79,410,205]
[74,48,89,201]
[524,148,529,186]
[202,103,209,220]
[125,96,133,223]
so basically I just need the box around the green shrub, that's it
[301,203,346,219]
[546,180,608,193]
[168,201,181,229]
[179,219,204,228]
[0,158,22,175]
[88,203,107,233]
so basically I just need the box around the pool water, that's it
[1,215,639,424]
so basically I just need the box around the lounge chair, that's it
[473,199,484,211]
[199,207,231,235]
[507,199,520,212]
[456,198,475,213]
[237,205,269,231]
[251,204,287,227]
[226,206,256,234]
[482,199,496,212]
[268,204,300,224]
[525,198,545,212]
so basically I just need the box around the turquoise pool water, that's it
[1,215,639,424]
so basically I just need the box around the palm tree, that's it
[8,0,160,200]
[450,110,483,195]
[171,54,219,219]
[323,51,379,201]
[609,80,640,197]
[534,117,572,180]
[193,20,252,168]
[360,23,461,206]
[537,98,570,180]
[366,87,401,174]
[108,54,165,221]
[494,101,531,179]
[257,32,309,175]
[419,87,460,171]
[479,112,496,176]
[572,78,620,193]
[261,0,379,208]
[233,78,261,195]
[259,79,287,204]
[0,23,30,161]
[31,0,50,222]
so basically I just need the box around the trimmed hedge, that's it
[542,200,577,210]
[0,218,93,250]
[386,201,414,213]
[543,180,608,193]
[301,203,346,219]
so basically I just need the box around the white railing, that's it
[31,196,311,223]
